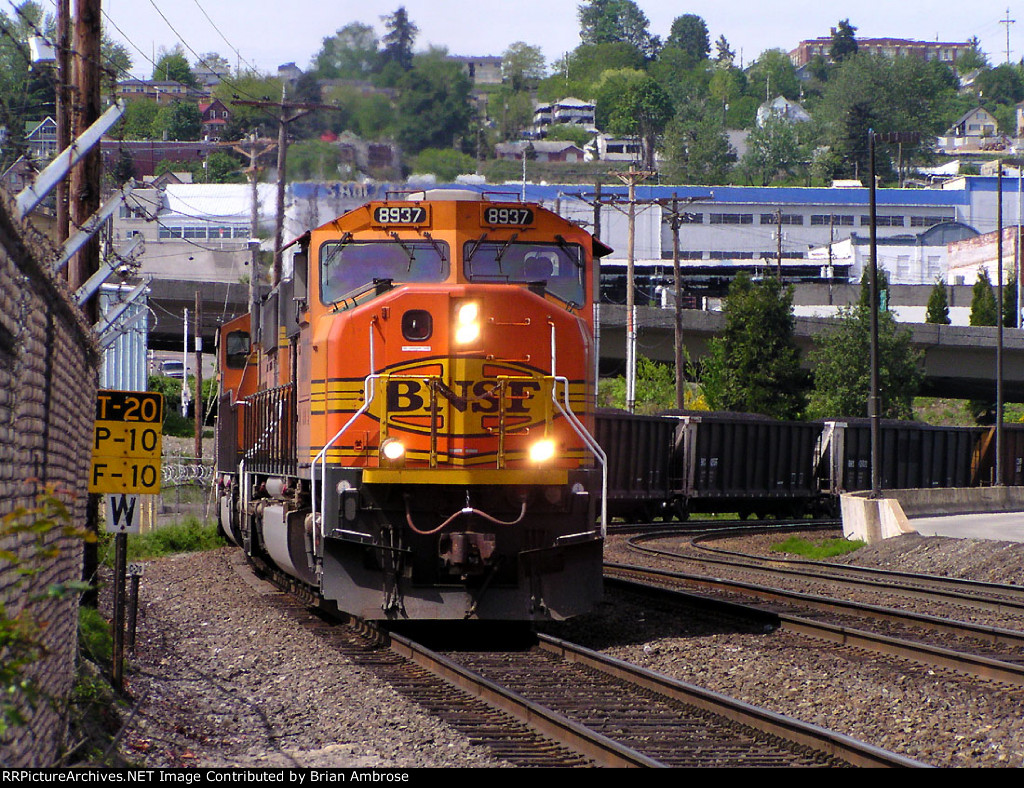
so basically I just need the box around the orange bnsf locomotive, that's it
[216,189,610,621]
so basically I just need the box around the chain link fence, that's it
[137,455,217,530]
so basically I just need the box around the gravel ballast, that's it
[115,532,1024,768]
[115,549,509,769]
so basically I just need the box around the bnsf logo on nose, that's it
[386,379,541,414]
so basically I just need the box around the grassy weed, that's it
[769,536,865,559]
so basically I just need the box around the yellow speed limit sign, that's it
[89,390,164,494]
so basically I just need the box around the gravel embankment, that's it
[549,531,1024,767]
[115,549,509,768]
[115,533,1024,768]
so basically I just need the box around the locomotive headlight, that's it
[454,301,481,344]
[529,438,556,463]
[381,438,406,461]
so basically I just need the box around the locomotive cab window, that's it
[463,241,585,306]
[320,240,449,305]
[224,330,250,369]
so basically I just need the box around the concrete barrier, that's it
[841,487,1024,543]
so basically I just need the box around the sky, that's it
[94,0,1024,80]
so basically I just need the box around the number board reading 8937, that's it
[481,205,534,227]
[372,205,430,228]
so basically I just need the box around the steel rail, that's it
[685,529,1024,604]
[605,560,1024,649]
[627,532,1024,615]
[605,568,1024,686]
[535,633,926,768]
[387,630,666,768]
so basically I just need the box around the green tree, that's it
[380,6,418,72]
[699,273,806,419]
[394,53,472,154]
[816,54,958,182]
[411,148,476,180]
[608,78,673,170]
[153,101,202,141]
[214,74,284,139]
[746,49,801,101]
[578,0,657,57]
[714,35,735,67]
[662,105,736,184]
[829,19,858,63]
[592,68,647,129]
[598,356,679,414]
[205,150,245,183]
[540,42,645,100]
[925,279,951,324]
[806,305,922,419]
[969,268,998,326]
[153,45,199,87]
[665,14,709,66]
[287,140,342,181]
[115,98,160,140]
[739,113,801,185]
[311,22,379,79]
[501,42,546,91]
[0,2,57,169]
[957,37,989,74]
[975,64,1024,106]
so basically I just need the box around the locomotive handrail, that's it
[548,321,607,537]
[551,375,608,537]
[311,374,379,542]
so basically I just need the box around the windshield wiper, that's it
[421,230,448,268]
[494,232,519,270]
[554,234,582,268]
[465,233,488,267]
[389,232,417,271]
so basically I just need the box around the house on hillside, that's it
[199,98,231,142]
[755,96,811,126]
[939,107,1002,152]
[495,140,585,163]
[24,117,57,163]
[448,56,503,85]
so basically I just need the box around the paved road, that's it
[911,512,1024,542]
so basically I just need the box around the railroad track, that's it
[604,559,1024,685]
[248,554,919,767]
[395,630,921,767]
[633,524,1024,612]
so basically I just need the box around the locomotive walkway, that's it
[600,304,1024,402]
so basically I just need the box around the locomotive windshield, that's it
[319,239,449,304]
[463,241,585,306]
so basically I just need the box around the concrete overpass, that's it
[141,282,1024,403]
[597,305,1024,402]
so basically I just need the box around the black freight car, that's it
[818,419,984,494]
[594,409,1012,524]
[595,409,677,520]
[670,411,825,519]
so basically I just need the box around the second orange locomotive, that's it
[217,189,610,620]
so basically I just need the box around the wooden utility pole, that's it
[68,0,102,312]
[661,195,712,410]
[55,0,70,244]
[232,94,338,284]
[230,134,277,316]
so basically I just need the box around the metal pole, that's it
[194,291,203,458]
[869,131,881,498]
[672,195,684,410]
[111,531,126,691]
[626,177,637,413]
[997,164,1005,486]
